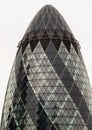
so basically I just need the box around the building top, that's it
[18,5,80,54]
[22,4,76,42]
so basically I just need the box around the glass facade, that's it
[1,5,92,130]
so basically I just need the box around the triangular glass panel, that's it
[43,12,49,28]
[70,44,77,56]
[37,20,45,32]
[31,21,37,31]
[30,36,39,52]
[45,40,57,62]
[52,38,61,51]
[56,20,64,32]
[46,21,54,30]
[37,14,43,29]
[40,31,50,50]
[63,36,71,52]
[50,13,56,27]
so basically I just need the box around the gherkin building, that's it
[1,5,92,130]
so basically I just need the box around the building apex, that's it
[23,4,75,42]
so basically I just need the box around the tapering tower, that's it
[1,5,92,130]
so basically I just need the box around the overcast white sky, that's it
[0,0,92,121]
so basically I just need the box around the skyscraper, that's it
[1,4,92,130]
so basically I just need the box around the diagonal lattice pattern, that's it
[1,5,92,130]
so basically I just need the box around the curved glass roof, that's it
[22,5,76,41]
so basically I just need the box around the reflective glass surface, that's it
[1,5,92,130]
